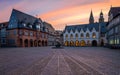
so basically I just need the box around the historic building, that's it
[63,10,107,47]
[43,22,55,46]
[0,9,55,47]
[0,22,8,47]
[107,7,120,49]
[54,30,63,45]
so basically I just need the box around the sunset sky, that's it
[0,0,120,30]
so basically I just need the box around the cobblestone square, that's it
[0,47,120,75]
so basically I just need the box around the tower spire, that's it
[99,9,104,23]
[89,10,94,24]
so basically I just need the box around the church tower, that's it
[89,10,94,24]
[99,10,104,23]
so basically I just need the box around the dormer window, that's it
[29,25,32,28]
[36,24,40,30]
[22,23,26,27]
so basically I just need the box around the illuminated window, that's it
[92,32,96,38]
[86,33,89,38]
[117,38,119,44]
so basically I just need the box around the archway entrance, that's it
[30,39,33,47]
[24,39,28,47]
[101,39,104,46]
[80,40,86,46]
[34,40,37,47]
[65,41,69,46]
[45,41,47,46]
[70,41,74,46]
[42,40,44,46]
[92,40,97,46]
[19,39,23,47]
[75,40,79,46]
[38,40,41,47]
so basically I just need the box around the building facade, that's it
[0,22,8,47]
[43,22,55,46]
[107,7,120,49]
[0,9,55,47]
[54,30,63,45]
[63,11,107,47]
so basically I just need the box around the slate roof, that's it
[108,7,120,17]
[12,9,37,24]
[64,22,107,33]
[9,9,44,30]
[64,23,99,33]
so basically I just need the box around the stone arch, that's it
[38,40,41,47]
[75,40,79,46]
[42,40,44,46]
[34,40,37,47]
[45,41,47,46]
[30,39,33,47]
[80,40,86,46]
[19,39,23,47]
[92,40,97,46]
[70,40,74,46]
[24,39,28,47]
[65,41,69,46]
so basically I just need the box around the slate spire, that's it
[89,10,94,24]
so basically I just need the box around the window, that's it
[30,31,33,36]
[29,25,32,28]
[14,30,17,35]
[36,24,40,30]
[70,34,73,39]
[19,30,23,35]
[75,34,78,39]
[24,31,28,36]
[66,34,68,39]
[81,33,84,38]
[86,33,89,38]
[1,38,6,44]
[22,23,26,27]
[8,39,15,44]
[92,32,96,38]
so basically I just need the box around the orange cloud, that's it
[39,0,120,30]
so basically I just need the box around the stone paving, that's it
[0,47,120,75]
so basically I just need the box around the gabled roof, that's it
[108,7,120,17]
[12,9,39,25]
[64,23,100,33]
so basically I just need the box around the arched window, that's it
[92,32,96,38]
[70,34,73,39]
[75,34,78,39]
[86,33,89,38]
[81,33,84,38]
[66,34,68,39]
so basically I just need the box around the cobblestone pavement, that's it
[0,47,120,75]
